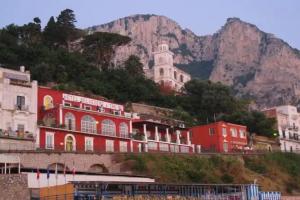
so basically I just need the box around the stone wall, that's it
[4,152,121,173]
[0,174,30,200]
[0,138,36,150]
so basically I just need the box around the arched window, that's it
[65,112,76,131]
[102,119,116,136]
[43,95,54,110]
[180,74,184,82]
[120,122,129,138]
[174,71,177,80]
[81,115,96,134]
[159,68,164,76]
[65,134,76,151]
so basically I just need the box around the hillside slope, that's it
[114,152,300,195]
[88,15,300,108]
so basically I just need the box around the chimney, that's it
[20,66,25,73]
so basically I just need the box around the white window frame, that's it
[209,128,215,136]
[119,141,128,152]
[223,142,229,152]
[45,132,55,149]
[84,105,92,111]
[119,122,129,138]
[239,130,246,138]
[230,128,237,137]
[85,137,94,152]
[102,119,116,136]
[64,102,72,107]
[106,139,114,152]
[65,112,76,131]
[222,127,227,137]
[81,115,97,134]
[17,124,25,133]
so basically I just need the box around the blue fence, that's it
[259,191,281,200]
[246,184,281,200]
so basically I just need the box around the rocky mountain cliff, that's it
[87,14,300,108]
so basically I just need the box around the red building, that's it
[37,87,194,154]
[190,121,248,153]
[37,87,132,153]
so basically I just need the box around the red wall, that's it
[39,127,131,153]
[38,87,131,137]
[38,87,131,152]
[190,121,248,153]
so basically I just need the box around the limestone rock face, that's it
[87,15,214,68]
[87,15,300,108]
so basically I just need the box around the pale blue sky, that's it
[1,0,299,49]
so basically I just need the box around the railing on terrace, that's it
[0,129,34,140]
[131,133,145,140]
[14,104,29,111]
[59,103,131,118]
[9,79,32,87]
[288,135,299,141]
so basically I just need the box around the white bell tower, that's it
[153,42,174,66]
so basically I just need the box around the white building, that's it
[0,66,38,150]
[145,42,191,92]
[263,105,300,153]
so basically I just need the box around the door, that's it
[66,136,74,151]
[223,142,228,153]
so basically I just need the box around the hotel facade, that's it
[37,87,194,153]
[263,105,300,153]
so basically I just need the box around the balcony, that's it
[60,104,130,119]
[15,104,29,112]
[0,129,34,141]
[131,132,145,141]
[288,125,299,131]
[9,79,32,88]
[289,134,299,141]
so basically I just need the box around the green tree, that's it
[20,17,42,45]
[56,9,79,49]
[124,55,144,76]
[181,79,244,123]
[220,110,277,137]
[82,32,131,70]
[43,16,58,47]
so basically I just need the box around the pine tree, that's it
[43,16,58,47]
[56,9,78,49]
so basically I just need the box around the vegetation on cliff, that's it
[123,153,300,194]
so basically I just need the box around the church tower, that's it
[153,42,174,67]
[151,42,191,92]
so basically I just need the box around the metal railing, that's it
[15,104,29,111]
[0,130,34,140]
